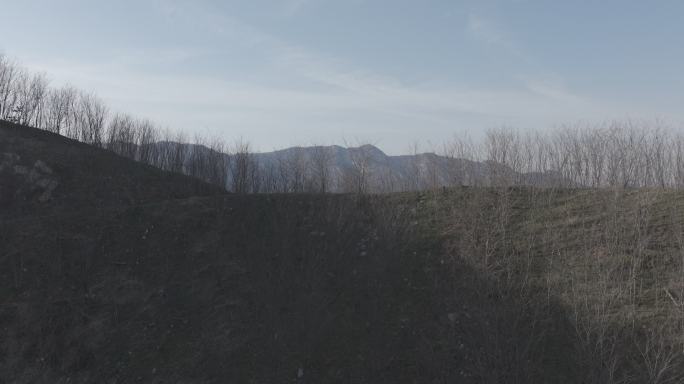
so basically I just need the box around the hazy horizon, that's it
[2,0,684,154]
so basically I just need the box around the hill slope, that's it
[0,120,222,219]
[2,123,684,383]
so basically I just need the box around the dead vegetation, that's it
[4,55,684,382]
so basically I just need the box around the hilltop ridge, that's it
[0,120,222,218]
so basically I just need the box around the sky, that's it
[2,0,684,154]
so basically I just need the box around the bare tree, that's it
[135,118,158,165]
[287,147,309,193]
[0,55,20,121]
[342,142,374,194]
[75,91,108,147]
[106,113,138,159]
[13,72,49,127]
[44,85,77,135]
[206,137,229,188]
[310,145,333,193]
[230,139,255,194]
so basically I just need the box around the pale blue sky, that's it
[2,0,683,153]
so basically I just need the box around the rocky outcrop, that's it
[0,152,59,204]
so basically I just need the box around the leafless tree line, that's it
[0,54,335,193]
[248,122,684,194]
[443,123,684,190]
[0,54,245,192]
[7,53,684,194]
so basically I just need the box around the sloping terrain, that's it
[0,120,222,219]
[2,122,684,383]
[0,194,581,383]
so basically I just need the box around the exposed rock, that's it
[34,159,53,174]
[12,165,29,175]
[0,153,59,203]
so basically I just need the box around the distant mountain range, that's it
[249,144,481,192]
[249,144,563,192]
[154,142,565,192]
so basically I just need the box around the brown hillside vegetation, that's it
[2,121,684,383]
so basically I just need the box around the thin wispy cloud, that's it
[282,0,312,17]
[24,2,625,151]
[466,12,532,65]
[465,11,587,109]
[2,0,680,152]
[466,13,508,46]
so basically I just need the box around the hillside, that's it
[2,123,684,383]
[0,120,222,219]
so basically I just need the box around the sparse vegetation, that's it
[3,120,684,382]
[4,42,684,382]
[6,54,684,195]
